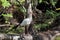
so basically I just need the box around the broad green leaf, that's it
[1,0,11,8]
[2,13,13,17]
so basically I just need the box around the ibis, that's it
[20,3,33,34]
[13,3,33,34]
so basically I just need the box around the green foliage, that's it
[6,26,24,34]
[11,0,25,5]
[10,0,20,5]
[1,0,11,8]
[2,13,13,18]
[34,24,41,29]
[17,27,24,33]
[0,0,60,33]
[46,10,60,18]
[50,0,57,6]
[34,10,60,30]
[41,10,60,28]
[19,6,26,14]
[34,23,49,30]
[2,13,13,23]
[18,0,25,4]
[38,0,58,6]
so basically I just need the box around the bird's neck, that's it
[28,14,32,19]
[27,3,32,19]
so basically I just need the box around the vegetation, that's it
[0,0,60,34]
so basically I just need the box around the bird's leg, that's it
[25,26,28,34]
[25,25,29,34]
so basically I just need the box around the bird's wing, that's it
[20,18,29,26]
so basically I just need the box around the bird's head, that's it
[28,3,33,14]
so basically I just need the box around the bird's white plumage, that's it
[20,18,32,26]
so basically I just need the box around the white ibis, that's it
[16,3,33,40]
[13,3,33,34]
[20,4,32,26]
[6,3,33,33]
[20,3,33,34]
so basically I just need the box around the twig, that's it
[0,24,10,27]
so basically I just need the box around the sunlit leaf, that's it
[1,0,11,8]
[2,13,13,17]
[56,8,60,10]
